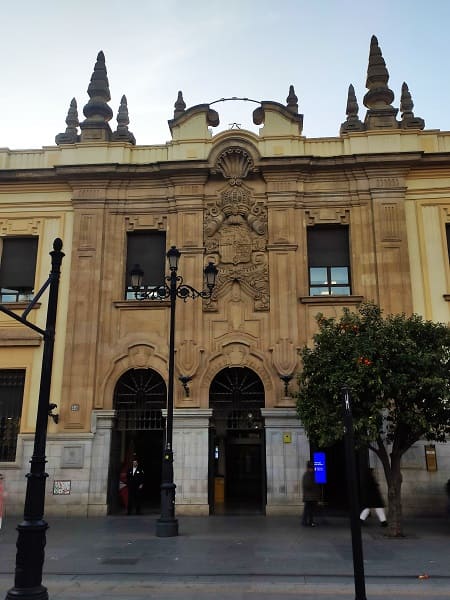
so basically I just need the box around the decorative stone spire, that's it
[112,95,136,144]
[173,91,186,119]
[363,35,398,129]
[55,98,80,145]
[80,51,113,142]
[340,84,365,134]
[286,85,298,114]
[400,82,425,130]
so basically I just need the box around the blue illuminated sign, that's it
[313,451,327,484]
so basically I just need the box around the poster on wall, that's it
[53,480,71,495]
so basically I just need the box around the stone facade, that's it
[0,38,449,519]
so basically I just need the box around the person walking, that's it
[445,478,450,516]
[126,458,145,515]
[302,460,320,527]
[359,468,387,527]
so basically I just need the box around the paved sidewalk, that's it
[1,514,449,598]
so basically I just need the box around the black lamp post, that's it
[0,238,64,600]
[130,246,217,537]
[341,385,367,600]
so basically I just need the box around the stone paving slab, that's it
[1,515,449,599]
[1,575,448,600]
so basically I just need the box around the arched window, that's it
[113,369,166,430]
[210,367,264,430]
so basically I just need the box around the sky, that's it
[1,0,449,149]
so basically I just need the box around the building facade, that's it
[0,37,449,518]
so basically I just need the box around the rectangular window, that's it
[446,223,450,265]
[125,231,166,299]
[0,237,38,302]
[307,225,351,296]
[0,369,25,462]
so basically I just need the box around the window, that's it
[0,369,25,462]
[446,224,450,265]
[307,225,351,296]
[125,231,166,299]
[0,237,38,302]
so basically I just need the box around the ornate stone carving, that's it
[125,215,167,231]
[305,208,350,226]
[205,160,269,311]
[340,84,365,134]
[400,82,425,130]
[363,36,398,130]
[270,338,298,377]
[177,339,202,377]
[213,146,254,181]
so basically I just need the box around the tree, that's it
[296,302,450,536]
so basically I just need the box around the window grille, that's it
[0,369,25,461]
[113,368,167,431]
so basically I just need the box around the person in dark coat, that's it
[126,458,145,515]
[445,479,450,516]
[359,468,387,526]
[302,460,321,527]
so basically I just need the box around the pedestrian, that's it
[445,478,450,516]
[302,460,320,527]
[126,458,144,515]
[359,468,387,527]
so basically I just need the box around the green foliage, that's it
[296,302,450,454]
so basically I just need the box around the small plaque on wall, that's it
[424,445,437,471]
[53,480,71,495]
[61,445,84,469]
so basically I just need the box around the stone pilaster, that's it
[172,409,212,514]
[87,410,116,516]
[262,408,308,514]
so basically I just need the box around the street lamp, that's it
[0,238,64,600]
[131,246,218,537]
[342,385,367,600]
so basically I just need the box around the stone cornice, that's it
[3,150,450,185]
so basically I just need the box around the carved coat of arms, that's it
[204,147,269,311]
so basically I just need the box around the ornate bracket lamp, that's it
[178,375,192,397]
[280,374,293,396]
[130,246,218,537]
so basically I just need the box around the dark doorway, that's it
[108,368,166,515]
[209,367,266,515]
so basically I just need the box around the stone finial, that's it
[174,91,186,119]
[80,51,113,142]
[363,35,398,129]
[340,84,365,134]
[400,82,425,130]
[55,98,80,145]
[286,85,298,114]
[112,95,136,144]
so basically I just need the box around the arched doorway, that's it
[108,368,166,514]
[209,367,266,514]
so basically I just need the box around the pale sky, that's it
[1,0,448,149]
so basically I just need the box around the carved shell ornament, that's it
[215,147,254,182]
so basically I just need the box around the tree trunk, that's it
[386,453,403,537]
[374,438,404,537]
